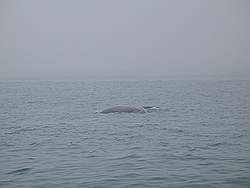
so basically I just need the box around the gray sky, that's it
[0,0,250,80]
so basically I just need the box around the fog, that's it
[1,0,250,80]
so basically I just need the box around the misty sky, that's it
[0,0,250,80]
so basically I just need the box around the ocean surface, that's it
[0,80,250,188]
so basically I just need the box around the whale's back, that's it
[100,106,145,114]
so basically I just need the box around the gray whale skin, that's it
[100,106,159,114]
[100,106,146,114]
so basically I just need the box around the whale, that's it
[99,106,159,114]
[100,106,146,114]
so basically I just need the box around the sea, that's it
[0,80,250,188]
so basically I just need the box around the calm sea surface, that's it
[0,80,250,188]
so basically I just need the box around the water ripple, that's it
[8,168,32,175]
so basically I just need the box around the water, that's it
[0,80,250,188]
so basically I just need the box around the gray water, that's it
[0,80,250,188]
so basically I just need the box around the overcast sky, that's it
[0,0,249,80]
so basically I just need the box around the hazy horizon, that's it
[1,0,250,80]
